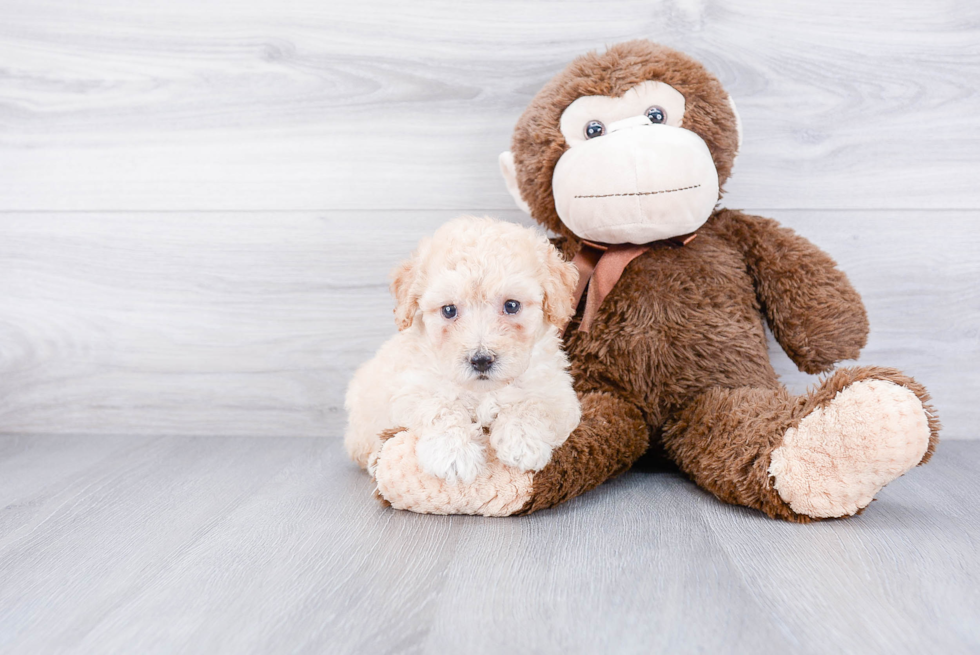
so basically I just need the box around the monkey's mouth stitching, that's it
[574,184,701,199]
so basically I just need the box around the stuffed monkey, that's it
[367,40,940,522]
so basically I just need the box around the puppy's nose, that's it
[469,352,496,373]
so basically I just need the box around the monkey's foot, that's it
[374,431,532,516]
[768,378,932,518]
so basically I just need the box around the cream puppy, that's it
[345,216,581,484]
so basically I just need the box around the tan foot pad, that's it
[769,379,930,519]
[374,432,533,516]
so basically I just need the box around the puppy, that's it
[345,216,581,484]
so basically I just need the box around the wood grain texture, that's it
[1,3,976,652]
[0,0,976,437]
[0,209,976,438]
[0,436,977,654]
[0,0,978,211]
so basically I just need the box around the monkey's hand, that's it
[373,430,533,516]
[718,209,869,374]
[372,391,646,516]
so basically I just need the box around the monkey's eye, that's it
[584,120,605,139]
[645,106,667,124]
[441,304,457,319]
[503,299,521,315]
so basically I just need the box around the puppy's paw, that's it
[416,429,486,484]
[491,420,554,472]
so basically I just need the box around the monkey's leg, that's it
[661,367,940,522]
[373,392,648,516]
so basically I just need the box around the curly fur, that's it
[368,40,940,521]
[345,217,581,484]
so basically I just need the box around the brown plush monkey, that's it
[368,40,940,522]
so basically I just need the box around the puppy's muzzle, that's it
[469,351,496,374]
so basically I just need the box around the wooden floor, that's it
[2,1,979,653]
[1,436,977,654]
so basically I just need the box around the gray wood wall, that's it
[1,0,977,438]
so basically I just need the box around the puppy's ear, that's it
[540,241,579,329]
[390,255,420,331]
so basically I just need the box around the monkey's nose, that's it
[607,115,654,133]
[469,352,496,373]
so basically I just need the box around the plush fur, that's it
[374,428,535,516]
[369,41,940,521]
[511,40,740,239]
[769,378,932,518]
[345,217,581,484]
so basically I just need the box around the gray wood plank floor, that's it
[2,2,978,652]
[0,436,977,654]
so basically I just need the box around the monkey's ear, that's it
[499,151,532,215]
[541,243,579,329]
[390,256,420,331]
[727,95,743,152]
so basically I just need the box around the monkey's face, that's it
[501,41,742,245]
[552,81,720,244]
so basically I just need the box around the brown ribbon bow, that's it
[568,232,698,334]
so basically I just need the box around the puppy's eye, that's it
[441,304,457,319]
[645,106,667,124]
[503,300,521,315]
[584,120,605,139]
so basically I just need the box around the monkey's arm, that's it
[373,391,648,516]
[716,209,869,374]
